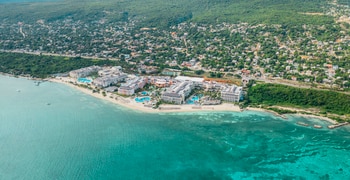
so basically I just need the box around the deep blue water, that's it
[0,75,350,179]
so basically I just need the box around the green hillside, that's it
[248,83,350,117]
[0,0,334,27]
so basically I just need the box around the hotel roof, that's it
[175,76,204,83]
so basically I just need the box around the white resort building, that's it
[118,77,148,96]
[69,66,102,78]
[93,74,127,88]
[220,85,243,102]
[161,81,194,104]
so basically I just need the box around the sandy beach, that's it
[47,77,341,126]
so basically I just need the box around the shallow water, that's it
[0,75,349,179]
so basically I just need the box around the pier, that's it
[313,125,322,129]
[328,122,349,129]
[296,122,309,127]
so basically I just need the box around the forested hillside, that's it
[0,52,120,78]
[248,83,350,116]
[0,0,334,27]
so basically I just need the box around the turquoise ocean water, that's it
[0,0,58,3]
[0,75,350,179]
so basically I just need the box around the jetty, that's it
[328,122,349,129]
[296,122,309,127]
[313,125,322,129]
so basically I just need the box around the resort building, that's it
[161,81,194,104]
[98,66,122,76]
[118,86,135,96]
[175,76,204,87]
[220,85,243,102]
[148,76,174,88]
[118,77,148,96]
[202,81,222,91]
[93,74,127,88]
[69,66,102,78]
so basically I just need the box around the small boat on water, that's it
[47,103,51,106]
[16,89,21,92]
[296,122,309,127]
[313,125,322,129]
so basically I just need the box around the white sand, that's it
[48,77,340,124]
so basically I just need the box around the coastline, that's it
[48,77,340,126]
[247,107,338,125]
[1,73,341,125]
[48,77,340,124]
[48,77,242,114]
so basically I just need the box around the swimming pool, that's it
[78,78,92,83]
[191,96,199,101]
[141,91,148,95]
[186,95,201,104]
[134,96,151,103]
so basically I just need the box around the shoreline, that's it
[48,77,242,114]
[247,107,338,125]
[0,73,342,126]
[49,77,339,125]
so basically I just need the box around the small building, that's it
[162,68,181,77]
[138,65,159,74]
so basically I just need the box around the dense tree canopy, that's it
[0,52,120,78]
[248,83,350,116]
[0,0,334,27]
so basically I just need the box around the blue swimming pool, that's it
[191,96,199,101]
[78,78,92,83]
[141,91,148,95]
[135,96,151,103]
[186,95,201,104]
